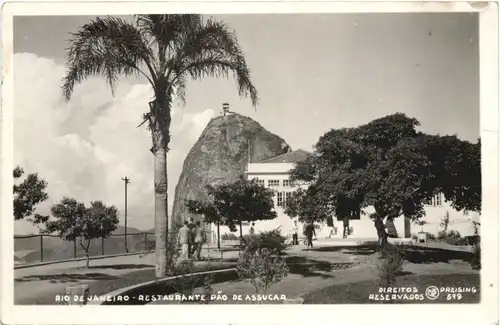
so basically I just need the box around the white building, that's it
[217,149,480,240]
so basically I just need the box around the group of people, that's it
[287,214,397,249]
[289,219,317,248]
[289,215,353,248]
[177,217,206,260]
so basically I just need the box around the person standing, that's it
[342,215,350,239]
[326,215,335,239]
[194,221,206,261]
[249,222,255,236]
[187,217,196,258]
[178,221,191,260]
[292,220,299,245]
[304,220,316,248]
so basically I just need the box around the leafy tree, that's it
[284,186,331,222]
[44,198,119,267]
[185,177,277,246]
[13,166,49,225]
[62,15,258,277]
[288,113,481,241]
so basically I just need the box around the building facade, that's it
[217,149,479,240]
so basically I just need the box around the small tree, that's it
[13,166,49,225]
[186,177,277,241]
[236,247,289,303]
[45,198,119,267]
[440,211,450,233]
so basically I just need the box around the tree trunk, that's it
[239,219,243,239]
[373,213,387,249]
[404,215,411,238]
[217,220,221,250]
[80,238,91,268]
[154,145,169,277]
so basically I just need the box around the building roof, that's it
[259,149,312,164]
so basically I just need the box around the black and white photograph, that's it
[1,1,498,325]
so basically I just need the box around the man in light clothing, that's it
[292,220,299,245]
[178,221,191,260]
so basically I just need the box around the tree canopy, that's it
[185,177,277,233]
[44,197,119,266]
[13,166,49,224]
[288,113,481,223]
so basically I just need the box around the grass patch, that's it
[303,273,480,304]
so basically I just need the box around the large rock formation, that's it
[172,113,291,225]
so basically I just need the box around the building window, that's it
[435,194,442,206]
[268,179,280,187]
[285,192,293,205]
[283,179,294,187]
[254,178,265,187]
[426,194,443,207]
[277,192,284,207]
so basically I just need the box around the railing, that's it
[14,232,155,264]
[14,230,216,264]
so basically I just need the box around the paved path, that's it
[14,248,240,304]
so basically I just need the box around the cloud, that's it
[13,53,214,234]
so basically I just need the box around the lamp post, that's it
[121,176,130,253]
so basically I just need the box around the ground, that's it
[14,248,238,305]
[14,240,479,305]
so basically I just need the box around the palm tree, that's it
[62,15,258,277]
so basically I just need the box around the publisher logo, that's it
[425,286,440,300]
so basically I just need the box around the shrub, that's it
[411,234,418,241]
[426,232,437,241]
[201,273,215,304]
[171,260,197,296]
[241,229,287,255]
[437,230,468,246]
[236,248,289,301]
[378,244,406,287]
[221,233,239,241]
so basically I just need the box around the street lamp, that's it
[121,176,130,253]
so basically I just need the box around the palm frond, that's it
[172,73,188,106]
[62,16,156,101]
[135,14,202,73]
[167,18,259,108]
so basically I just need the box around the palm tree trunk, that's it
[217,220,221,249]
[154,145,169,277]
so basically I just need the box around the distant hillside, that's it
[14,226,153,264]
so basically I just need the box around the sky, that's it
[13,13,479,234]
